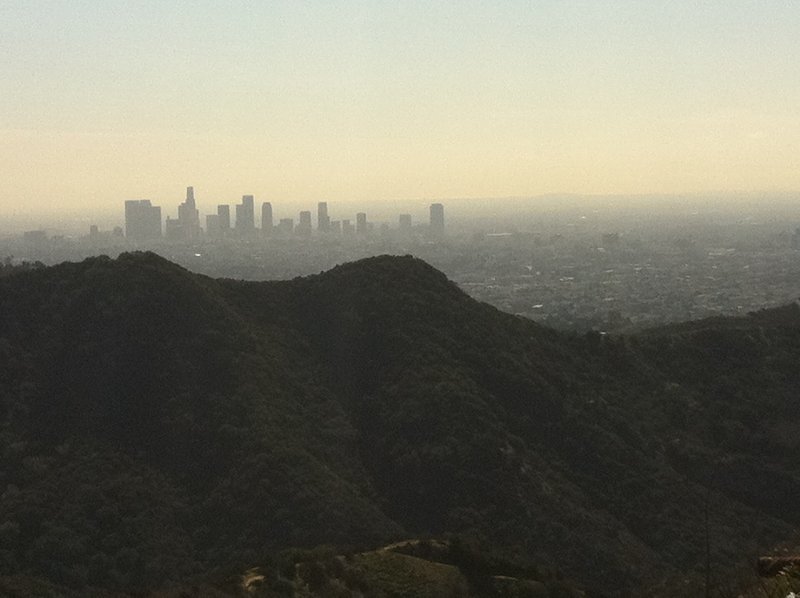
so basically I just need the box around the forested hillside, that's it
[0,252,798,596]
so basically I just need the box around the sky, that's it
[2,1,800,218]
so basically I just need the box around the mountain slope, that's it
[0,252,798,595]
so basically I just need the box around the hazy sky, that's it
[2,1,800,217]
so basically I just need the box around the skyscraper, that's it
[124,200,162,240]
[429,203,444,238]
[298,210,312,236]
[317,201,330,232]
[261,202,273,234]
[235,195,255,234]
[167,185,201,239]
[217,205,231,231]
[180,186,200,228]
[205,214,221,236]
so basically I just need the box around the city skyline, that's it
[124,189,445,239]
[3,2,800,217]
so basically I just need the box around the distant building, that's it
[356,212,367,234]
[166,186,200,240]
[261,202,273,234]
[278,218,294,235]
[297,211,312,236]
[89,224,99,238]
[164,218,182,239]
[125,199,162,240]
[398,214,412,233]
[329,220,341,234]
[235,195,255,234]
[205,214,221,236]
[179,186,201,237]
[317,202,330,232]
[342,219,354,235]
[429,203,444,238]
[217,205,231,232]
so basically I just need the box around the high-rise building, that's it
[297,210,312,236]
[235,195,255,234]
[342,219,354,235]
[164,218,182,239]
[356,212,367,234]
[317,202,330,232]
[217,205,231,231]
[261,202,273,234]
[125,200,162,240]
[179,186,200,236]
[206,214,221,236]
[429,203,445,238]
[186,186,194,203]
[167,186,201,239]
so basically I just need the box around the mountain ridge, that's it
[1,252,798,595]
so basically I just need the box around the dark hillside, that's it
[0,252,798,595]
[0,254,400,589]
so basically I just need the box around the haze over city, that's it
[3,1,800,220]
[7,4,800,596]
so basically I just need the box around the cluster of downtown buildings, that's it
[124,187,445,242]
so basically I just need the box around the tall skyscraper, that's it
[235,195,255,234]
[317,201,330,232]
[429,203,445,238]
[356,212,367,234]
[261,202,273,234]
[298,210,312,236]
[217,205,231,231]
[168,185,201,239]
[124,200,162,240]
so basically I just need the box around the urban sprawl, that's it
[6,190,800,335]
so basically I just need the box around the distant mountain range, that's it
[1,252,798,596]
